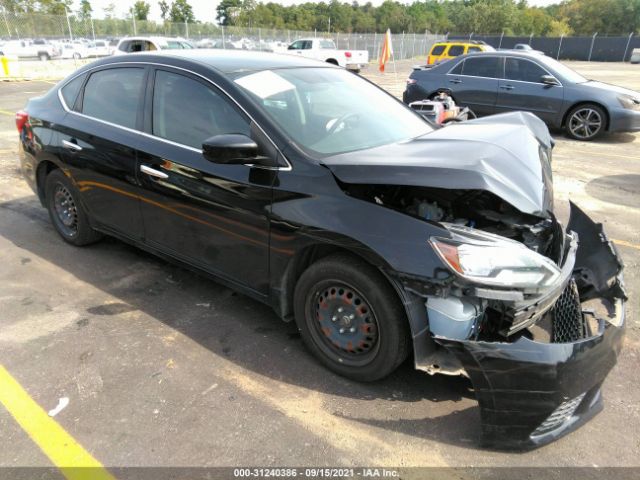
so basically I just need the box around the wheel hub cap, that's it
[315,286,378,355]
[53,185,78,232]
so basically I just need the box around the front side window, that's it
[289,41,303,50]
[447,45,464,56]
[430,45,445,56]
[505,58,547,83]
[234,67,432,156]
[302,41,313,50]
[152,70,250,149]
[462,56,501,78]
[118,40,130,52]
[82,68,145,129]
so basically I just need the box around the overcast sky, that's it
[76,0,560,23]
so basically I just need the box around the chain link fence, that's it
[0,12,446,61]
[2,12,638,62]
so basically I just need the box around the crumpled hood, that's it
[322,111,554,216]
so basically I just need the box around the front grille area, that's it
[551,279,587,343]
[531,393,586,437]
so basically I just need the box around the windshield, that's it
[542,56,587,83]
[234,68,432,156]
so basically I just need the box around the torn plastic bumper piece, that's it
[432,202,626,450]
[436,304,624,450]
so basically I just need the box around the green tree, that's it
[37,0,73,15]
[169,0,194,23]
[158,0,169,20]
[131,0,150,20]
[217,0,242,26]
[77,0,91,19]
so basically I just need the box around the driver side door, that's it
[136,67,276,295]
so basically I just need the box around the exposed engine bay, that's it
[341,183,561,262]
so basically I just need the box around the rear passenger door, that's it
[445,56,501,115]
[496,57,564,123]
[58,66,147,239]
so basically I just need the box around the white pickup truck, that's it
[287,38,368,73]
[0,39,59,61]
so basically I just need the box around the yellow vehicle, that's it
[427,41,494,65]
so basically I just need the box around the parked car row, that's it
[0,38,115,60]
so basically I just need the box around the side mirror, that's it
[202,134,259,165]
[541,74,560,86]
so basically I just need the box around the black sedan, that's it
[404,51,640,140]
[17,50,625,449]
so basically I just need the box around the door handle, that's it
[140,164,169,179]
[449,78,462,84]
[62,139,82,151]
[500,85,515,90]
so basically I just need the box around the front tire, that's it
[293,254,410,382]
[73,52,81,59]
[565,104,606,141]
[45,169,102,246]
[38,52,50,61]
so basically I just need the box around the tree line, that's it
[1,0,639,36]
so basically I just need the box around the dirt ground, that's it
[0,60,639,475]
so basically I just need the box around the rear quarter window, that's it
[60,73,86,110]
[467,46,482,53]
[430,45,446,56]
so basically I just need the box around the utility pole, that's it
[588,32,597,61]
[622,32,633,62]
[328,17,330,35]
[90,16,95,42]
[65,8,73,41]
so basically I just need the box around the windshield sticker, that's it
[235,70,295,99]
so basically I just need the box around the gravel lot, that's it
[0,60,639,474]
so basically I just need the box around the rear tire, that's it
[45,169,102,246]
[38,52,50,61]
[293,253,411,382]
[73,52,81,59]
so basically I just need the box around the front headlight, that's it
[618,95,640,110]
[430,224,561,289]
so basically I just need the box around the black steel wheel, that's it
[45,169,102,246]
[294,253,410,382]
[566,104,606,141]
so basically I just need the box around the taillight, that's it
[344,51,352,58]
[427,55,433,64]
[16,110,28,133]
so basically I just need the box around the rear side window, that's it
[118,40,129,52]
[430,45,445,56]
[505,58,547,83]
[60,73,85,109]
[462,56,500,78]
[447,45,465,56]
[152,70,250,149]
[82,68,145,129]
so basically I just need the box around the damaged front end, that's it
[410,203,626,450]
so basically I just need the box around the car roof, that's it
[96,49,334,73]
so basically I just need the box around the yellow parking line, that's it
[0,109,14,116]
[613,239,640,251]
[0,365,115,480]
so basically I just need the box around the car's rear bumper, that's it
[609,107,640,133]
[436,300,624,450]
